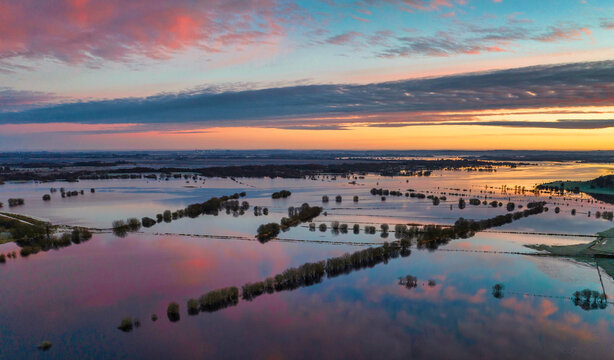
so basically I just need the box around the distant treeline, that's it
[1,159,523,182]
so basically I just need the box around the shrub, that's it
[20,246,37,257]
[506,202,515,212]
[71,228,82,243]
[8,198,24,207]
[80,228,92,240]
[353,224,360,234]
[322,195,329,203]
[0,254,5,263]
[151,314,158,322]
[42,194,51,201]
[127,218,141,231]
[458,198,466,209]
[492,283,504,299]
[364,225,376,234]
[141,217,156,228]
[399,275,418,289]
[117,317,133,332]
[56,233,72,247]
[257,223,280,242]
[187,298,200,315]
[319,223,327,232]
[395,224,408,239]
[335,195,342,203]
[167,302,180,322]
[37,341,52,351]
[272,190,291,199]
[112,220,129,237]
[353,195,359,202]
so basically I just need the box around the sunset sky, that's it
[1,0,613,150]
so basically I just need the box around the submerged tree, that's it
[458,198,466,209]
[117,317,134,332]
[399,275,418,289]
[141,217,156,228]
[167,302,180,322]
[256,223,281,242]
[492,283,504,299]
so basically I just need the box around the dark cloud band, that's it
[1,60,613,129]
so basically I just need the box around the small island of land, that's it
[538,175,614,204]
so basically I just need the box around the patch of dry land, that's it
[527,228,614,256]
[538,175,614,203]
[527,228,614,278]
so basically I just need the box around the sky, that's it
[1,0,613,151]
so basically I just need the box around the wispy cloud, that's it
[368,119,614,129]
[0,88,63,112]
[376,22,592,58]
[0,0,305,66]
[532,25,591,42]
[600,19,614,30]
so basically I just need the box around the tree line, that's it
[111,192,249,236]
[119,202,548,330]
[257,203,323,242]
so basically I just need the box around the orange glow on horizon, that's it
[2,106,612,150]
[72,124,614,151]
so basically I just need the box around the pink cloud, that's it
[534,26,592,42]
[325,31,364,45]
[352,15,370,23]
[0,0,302,65]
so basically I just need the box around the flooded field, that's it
[1,162,614,359]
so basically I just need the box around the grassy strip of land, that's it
[527,227,614,257]
[526,227,614,279]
